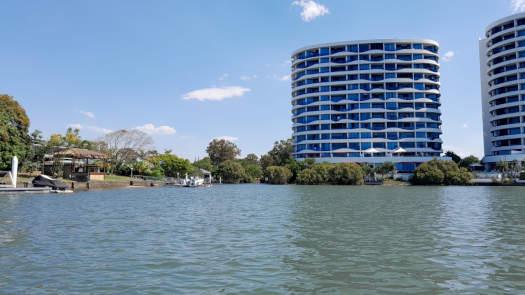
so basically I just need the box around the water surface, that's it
[1,185,525,294]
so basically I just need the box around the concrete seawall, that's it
[17,180,166,192]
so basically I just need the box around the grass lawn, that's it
[95,174,134,182]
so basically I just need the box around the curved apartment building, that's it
[291,39,444,172]
[480,13,525,169]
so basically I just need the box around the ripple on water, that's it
[1,185,525,294]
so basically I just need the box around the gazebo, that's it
[53,148,108,181]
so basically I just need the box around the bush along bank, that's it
[411,158,473,185]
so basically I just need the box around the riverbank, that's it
[16,179,167,192]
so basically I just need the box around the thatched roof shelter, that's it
[54,148,108,160]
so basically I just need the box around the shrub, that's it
[412,158,472,185]
[266,166,292,184]
[296,168,319,185]
[329,163,364,185]
[218,160,245,184]
[520,171,525,181]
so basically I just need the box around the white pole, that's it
[11,156,18,188]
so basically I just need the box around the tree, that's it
[286,158,315,183]
[445,151,461,163]
[0,94,30,170]
[218,160,245,184]
[243,164,263,183]
[458,155,480,169]
[267,138,294,166]
[360,163,373,177]
[260,154,274,170]
[206,139,241,166]
[329,163,364,185]
[375,162,395,179]
[265,166,292,184]
[150,154,193,177]
[24,129,48,172]
[242,153,259,166]
[98,129,154,171]
[193,157,214,172]
[412,159,472,185]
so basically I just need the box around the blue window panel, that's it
[320,86,329,92]
[321,133,330,139]
[320,47,329,56]
[320,57,329,63]
[413,44,423,49]
[321,143,331,151]
[347,45,358,53]
[519,30,525,37]
[349,132,359,139]
[359,44,369,52]
[396,163,416,172]
[361,132,372,138]
[360,103,371,109]
[348,94,359,101]
[321,114,330,120]
[332,142,347,149]
[387,142,398,150]
[385,54,395,59]
[320,67,329,73]
[385,43,395,51]
[416,132,426,138]
[321,95,329,101]
[361,142,372,150]
[349,143,360,150]
[520,51,525,58]
[320,105,330,110]
[359,64,370,70]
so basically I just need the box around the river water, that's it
[1,185,525,294]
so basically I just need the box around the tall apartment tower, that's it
[480,13,525,169]
[291,39,444,172]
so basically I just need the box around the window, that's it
[359,44,369,52]
[385,43,395,51]
[359,64,370,70]
[347,45,358,53]
[320,47,329,56]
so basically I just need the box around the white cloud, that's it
[182,86,251,102]
[442,51,455,62]
[463,123,468,128]
[80,110,95,119]
[512,0,525,12]
[218,73,229,81]
[279,75,291,81]
[67,124,112,134]
[240,75,258,80]
[135,123,176,135]
[292,0,329,22]
[213,136,239,142]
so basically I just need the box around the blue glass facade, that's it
[480,13,525,167]
[291,39,443,172]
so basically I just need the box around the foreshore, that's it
[16,179,167,192]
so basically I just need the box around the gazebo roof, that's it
[54,148,108,159]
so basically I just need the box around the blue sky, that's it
[1,0,523,160]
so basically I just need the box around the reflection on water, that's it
[1,185,525,294]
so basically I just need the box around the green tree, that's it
[193,157,214,172]
[286,158,315,183]
[329,163,364,185]
[458,155,480,169]
[150,154,193,177]
[412,159,472,185]
[296,168,319,185]
[242,153,259,166]
[265,166,292,184]
[445,151,461,163]
[243,164,263,183]
[206,139,241,166]
[374,162,395,179]
[218,160,245,184]
[267,138,294,166]
[360,163,374,177]
[0,94,30,170]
